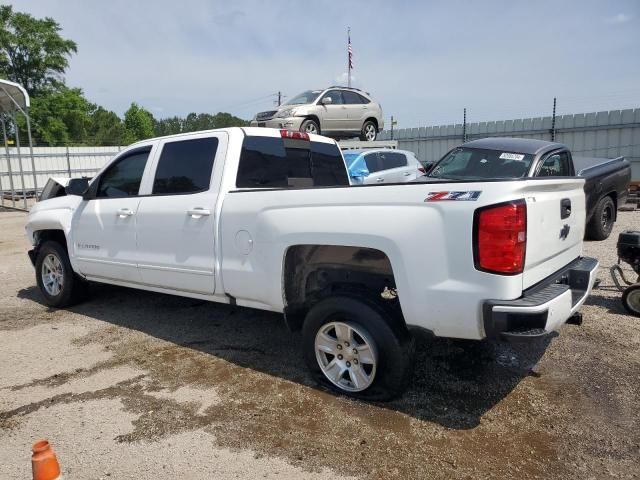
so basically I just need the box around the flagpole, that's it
[347,27,351,88]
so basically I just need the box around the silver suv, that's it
[251,87,384,141]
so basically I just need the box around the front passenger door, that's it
[318,90,346,132]
[72,147,152,283]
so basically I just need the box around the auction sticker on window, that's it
[499,152,525,161]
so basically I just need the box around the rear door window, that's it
[236,136,349,188]
[342,91,364,104]
[152,137,218,194]
[364,153,382,173]
[379,152,407,170]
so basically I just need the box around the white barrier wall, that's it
[0,146,121,196]
[378,108,640,181]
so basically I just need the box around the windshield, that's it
[285,90,322,105]
[428,147,534,180]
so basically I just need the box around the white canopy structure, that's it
[0,78,36,209]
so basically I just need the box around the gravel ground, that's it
[0,208,638,479]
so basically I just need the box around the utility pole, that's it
[551,97,557,141]
[390,116,397,140]
[463,108,467,143]
[277,91,282,107]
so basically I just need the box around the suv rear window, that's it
[237,136,349,188]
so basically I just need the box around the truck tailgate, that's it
[521,178,586,289]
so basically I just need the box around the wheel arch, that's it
[364,117,379,131]
[282,244,404,331]
[301,115,321,133]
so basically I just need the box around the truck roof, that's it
[463,137,567,155]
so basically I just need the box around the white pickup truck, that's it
[26,127,599,399]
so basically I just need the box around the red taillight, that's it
[418,167,426,174]
[474,200,526,275]
[280,129,310,141]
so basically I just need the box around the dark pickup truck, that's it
[425,137,631,240]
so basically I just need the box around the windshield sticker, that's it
[425,191,482,202]
[499,152,525,161]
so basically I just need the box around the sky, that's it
[16,0,640,128]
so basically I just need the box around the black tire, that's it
[302,295,415,401]
[359,120,378,141]
[586,196,615,240]
[35,240,88,308]
[300,119,320,136]
[622,284,640,317]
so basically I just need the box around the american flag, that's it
[348,29,353,70]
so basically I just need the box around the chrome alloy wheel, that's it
[364,123,376,141]
[303,122,318,134]
[314,321,377,392]
[41,253,64,296]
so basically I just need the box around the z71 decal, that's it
[424,191,482,202]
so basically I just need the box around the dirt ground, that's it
[1,208,639,479]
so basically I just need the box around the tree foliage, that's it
[123,102,155,143]
[0,5,77,95]
[1,5,249,146]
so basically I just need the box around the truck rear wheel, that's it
[302,295,414,400]
[586,196,615,240]
[35,240,88,308]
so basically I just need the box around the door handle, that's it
[560,198,571,219]
[117,208,134,218]
[403,172,411,176]
[187,207,211,218]
[376,178,384,183]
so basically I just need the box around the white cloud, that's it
[606,13,632,24]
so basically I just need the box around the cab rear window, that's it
[236,136,349,188]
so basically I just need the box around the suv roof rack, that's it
[327,86,369,95]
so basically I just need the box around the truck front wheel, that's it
[35,240,88,308]
[586,196,615,240]
[302,295,414,400]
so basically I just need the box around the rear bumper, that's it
[483,257,599,340]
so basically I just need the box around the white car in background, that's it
[343,149,426,184]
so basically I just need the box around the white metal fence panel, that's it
[379,108,640,180]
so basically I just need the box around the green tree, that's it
[89,106,125,145]
[0,5,77,96]
[123,102,155,143]
[154,116,183,136]
[25,86,93,146]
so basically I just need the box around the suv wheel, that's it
[302,295,414,400]
[300,119,320,136]
[360,121,377,141]
[35,240,88,308]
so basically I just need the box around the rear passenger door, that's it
[135,133,227,294]
[377,151,410,183]
[341,90,367,131]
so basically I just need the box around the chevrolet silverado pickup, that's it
[26,127,599,399]
[426,137,631,240]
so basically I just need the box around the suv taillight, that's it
[474,200,527,275]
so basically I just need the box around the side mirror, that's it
[321,96,333,105]
[65,177,90,196]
